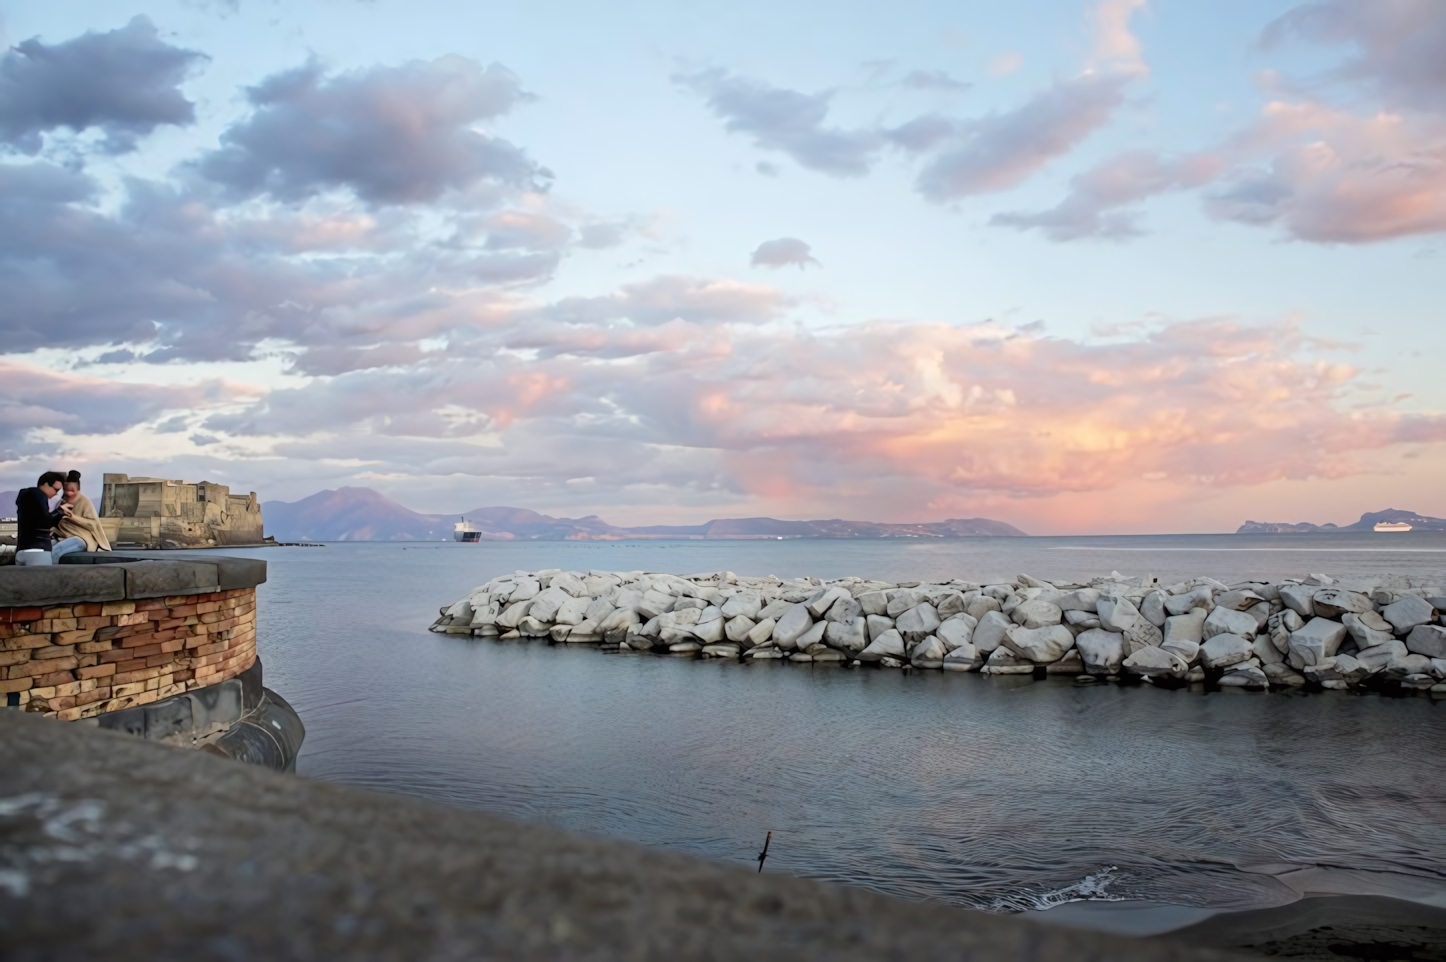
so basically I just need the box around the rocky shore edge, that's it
[430,570,1446,693]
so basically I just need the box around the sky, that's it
[1,0,1444,534]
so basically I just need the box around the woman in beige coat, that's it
[52,470,111,557]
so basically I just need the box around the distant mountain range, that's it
[260,487,1027,542]
[1237,509,1446,534]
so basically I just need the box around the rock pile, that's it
[430,570,1446,693]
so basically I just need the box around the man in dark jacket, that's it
[15,471,72,559]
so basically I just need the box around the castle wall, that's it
[100,474,264,548]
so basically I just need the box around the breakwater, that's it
[432,569,1446,691]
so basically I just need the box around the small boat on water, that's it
[454,518,481,542]
[1374,521,1412,532]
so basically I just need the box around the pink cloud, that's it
[193,304,1446,527]
[0,359,237,465]
[1208,101,1446,242]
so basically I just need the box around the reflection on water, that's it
[237,537,1446,915]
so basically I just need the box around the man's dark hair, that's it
[37,471,66,487]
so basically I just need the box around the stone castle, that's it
[100,474,265,548]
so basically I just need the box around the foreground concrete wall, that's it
[0,712,1238,961]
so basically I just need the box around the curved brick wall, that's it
[1,555,264,720]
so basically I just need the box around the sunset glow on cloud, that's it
[2,0,1444,533]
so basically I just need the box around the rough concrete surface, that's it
[0,712,1242,961]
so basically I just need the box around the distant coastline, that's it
[1237,509,1446,534]
[260,486,1027,543]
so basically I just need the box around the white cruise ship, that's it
[454,518,481,542]
[1373,521,1412,532]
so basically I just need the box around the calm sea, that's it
[228,534,1446,928]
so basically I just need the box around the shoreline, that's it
[1035,892,1446,960]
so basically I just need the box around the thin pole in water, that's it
[756,831,772,873]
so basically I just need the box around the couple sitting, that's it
[14,470,111,566]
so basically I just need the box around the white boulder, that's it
[551,572,586,597]
[866,614,895,642]
[983,647,1034,674]
[936,615,976,651]
[1312,589,1372,619]
[1162,609,1207,646]
[1010,600,1063,629]
[896,602,942,639]
[1203,607,1257,641]
[527,586,571,623]
[720,591,762,620]
[1384,595,1436,634]
[825,596,862,624]
[1123,645,1186,678]
[795,621,827,649]
[966,595,1002,620]
[637,589,676,619]
[1075,629,1124,674]
[1122,619,1164,657]
[1200,633,1253,669]
[1277,584,1315,618]
[1164,587,1213,616]
[942,643,981,672]
[858,629,905,661]
[1161,637,1201,666]
[746,617,777,647]
[1215,588,1265,611]
[1097,595,1142,633]
[772,605,814,649]
[806,586,850,619]
[1332,653,1372,684]
[691,618,726,644]
[1139,591,1167,627]
[910,635,947,668]
[1250,635,1284,666]
[1003,625,1075,664]
[725,616,757,643]
[554,596,591,626]
[886,589,927,618]
[938,593,972,619]
[858,590,890,616]
[1356,639,1405,673]
[1219,665,1268,689]
[1056,588,1100,612]
[972,611,1013,652]
[1406,624,1446,659]
[825,619,868,653]
[1288,618,1348,669]
[1342,613,1394,649]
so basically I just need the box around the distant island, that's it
[1237,509,1446,534]
[261,487,1027,542]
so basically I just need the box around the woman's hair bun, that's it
[65,470,81,483]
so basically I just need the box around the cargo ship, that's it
[454,518,481,542]
[1373,521,1412,532]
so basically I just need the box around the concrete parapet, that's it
[0,711,1237,961]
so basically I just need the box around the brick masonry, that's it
[1,587,257,721]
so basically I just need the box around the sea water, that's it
[230,534,1446,928]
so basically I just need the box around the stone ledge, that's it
[0,711,1237,961]
[0,565,125,608]
[0,554,265,607]
[59,552,267,593]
